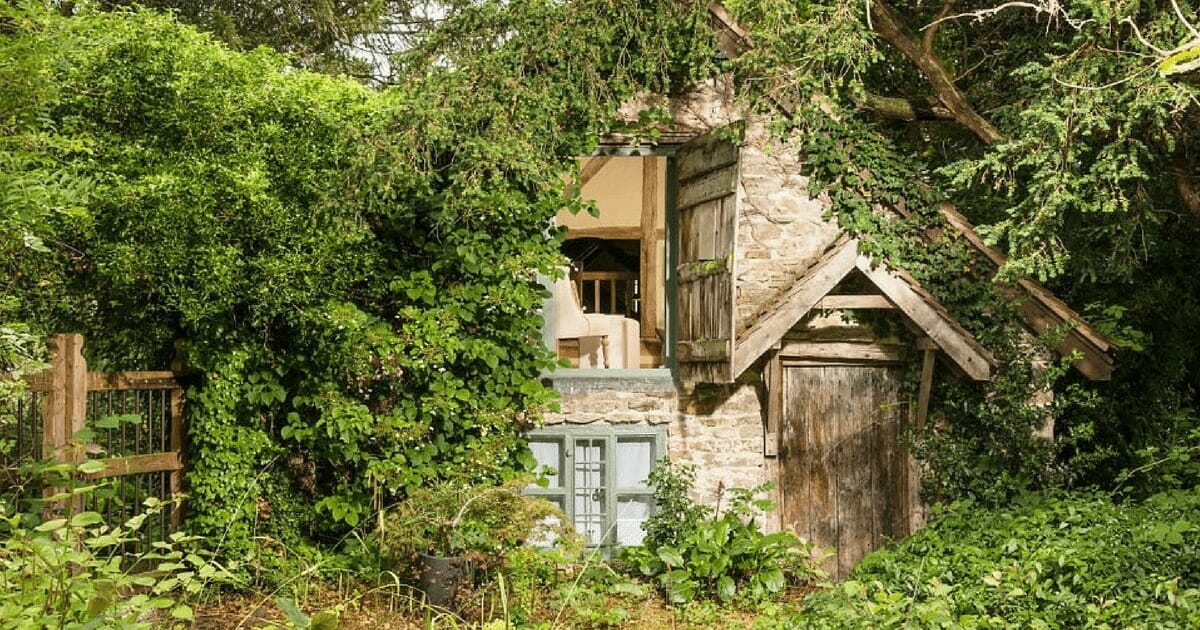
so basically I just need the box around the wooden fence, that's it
[1,333,184,542]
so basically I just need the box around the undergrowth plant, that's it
[0,472,234,629]
[378,475,582,575]
[623,461,818,604]
[793,489,1200,628]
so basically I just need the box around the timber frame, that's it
[730,237,994,382]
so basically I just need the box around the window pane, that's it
[573,438,606,545]
[615,438,653,489]
[615,497,652,546]
[528,440,562,488]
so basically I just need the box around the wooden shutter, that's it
[675,125,741,385]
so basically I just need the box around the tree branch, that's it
[923,0,958,56]
[859,93,955,121]
[869,0,1006,145]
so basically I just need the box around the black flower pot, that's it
[417,552,467,607]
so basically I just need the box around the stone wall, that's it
[734,125,841,334]
[542,370,778,530]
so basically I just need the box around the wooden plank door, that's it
[778,364,912,578]
[675,126,740,385]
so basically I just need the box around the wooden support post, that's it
[640,157,661,366]
[763,347,782,457]
[910,338,938,534]
[915,338,938,431]
[42,333,87,515]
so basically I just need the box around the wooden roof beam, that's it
[817,294,895,310]
[731,237,860,378]
[939,205,1113,380]
[856,257,994,381]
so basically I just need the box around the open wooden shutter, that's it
[676,125,741,385]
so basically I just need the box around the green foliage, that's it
[277,596,340,630]
[639,459,712,550]
[0,318,45,443]
[545,564,647,629]
[98,0,399,78]
[0,483,233,629]
[0,0,718,566]
[377,476,582,573]
[792,489,1200,628]
[717,0,1200,503]
[492,545,580,627]
[911,347,1078,506]
[623,461,816,604]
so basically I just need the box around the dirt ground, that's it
[189,581,811,629]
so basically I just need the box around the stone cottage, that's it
[527,7,1114,578]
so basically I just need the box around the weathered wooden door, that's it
[674,125,741,385]
[778,363,914,578]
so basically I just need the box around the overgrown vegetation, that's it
[4,0,1200,626]
[623,462,817,604]
[377,475,582,573]
[0,470,231,629]
[0,0,713,571]
[720,0,1200,503]
[794,489,1200,628]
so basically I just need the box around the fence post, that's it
[42,333,88,515]
[169,386,185,530]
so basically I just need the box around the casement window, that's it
[526,424,666,547]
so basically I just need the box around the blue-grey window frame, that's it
[526,423,668,548]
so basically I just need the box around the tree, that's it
[0,0,714,566]
[83,0,435,80]
[722,0,1200,494]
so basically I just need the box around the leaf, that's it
[94,412,140,427]
[86,590,114,617]
[77,460,106,475]
[69,511,104,527]
[716,575,736,602]
[656,546,685,567]
[660,570,697,604]
[277,597,310,627]
[171,604,194,621]
[759,567,786,593]
[35,519,67,532]
[310,610,339,629]
[23,232,50,253]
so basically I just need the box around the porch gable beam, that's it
[855,257,994,381]
[731,237,860,378]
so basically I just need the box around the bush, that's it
[622,461,818,604]
[376,475,581,575]
[792,489,1200,628]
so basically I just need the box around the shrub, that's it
[376,475,581,575]
[622,461,818,604]
[0,478,233,629]
[792,489,1200,628]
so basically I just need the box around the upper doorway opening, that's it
[554,156,668,370]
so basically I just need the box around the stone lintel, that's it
[541,368,677,394]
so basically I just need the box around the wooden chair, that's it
[553,271,640,369]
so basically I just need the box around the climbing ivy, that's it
[719,1,1103,504]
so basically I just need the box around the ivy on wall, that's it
[715,0,1200,505]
